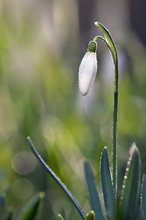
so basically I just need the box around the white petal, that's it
[78,52,97,96]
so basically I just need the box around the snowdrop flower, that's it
[78,40,97,96]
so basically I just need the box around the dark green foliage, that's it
[84,161,104,220]
[142,175,146,220]
[120,144,141,220]
[100,147,115,220]
[84,144,143,220]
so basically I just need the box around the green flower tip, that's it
[86,210,95,220]
[87,41,97,53]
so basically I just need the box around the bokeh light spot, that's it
[12,151,37,175]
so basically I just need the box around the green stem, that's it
[94,22,119,197]
[96,36,119,195]
[27,137,86,220]
[112,59,119,196]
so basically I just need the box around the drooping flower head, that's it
[78,40,97,96]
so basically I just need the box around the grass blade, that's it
[101,147,115,220]
[27,137,86,220]
[121,144,141,219]
[142,174,146,219]
[17,192,45,220]
[84,161,104,220]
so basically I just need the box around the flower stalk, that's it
[78,22,119,198]
[94,22,119,197]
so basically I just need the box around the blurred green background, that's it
[0,0,146,219]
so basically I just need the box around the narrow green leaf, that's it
[84,161,104,220]
[58,214,64,220]
[101,147,115,220]
[27,137,86,220]
[94,21,117,66]
[142,174,146,219]
[86,210,95,220]
[121,144,141,219]
[17,192,45,220]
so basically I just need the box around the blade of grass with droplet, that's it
[121,144,141,219]
[101,147,115,220]
[17,192,45,220]
[84,161,104,220]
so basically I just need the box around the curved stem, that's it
[94,30,119,197]
[27,137,86,220]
